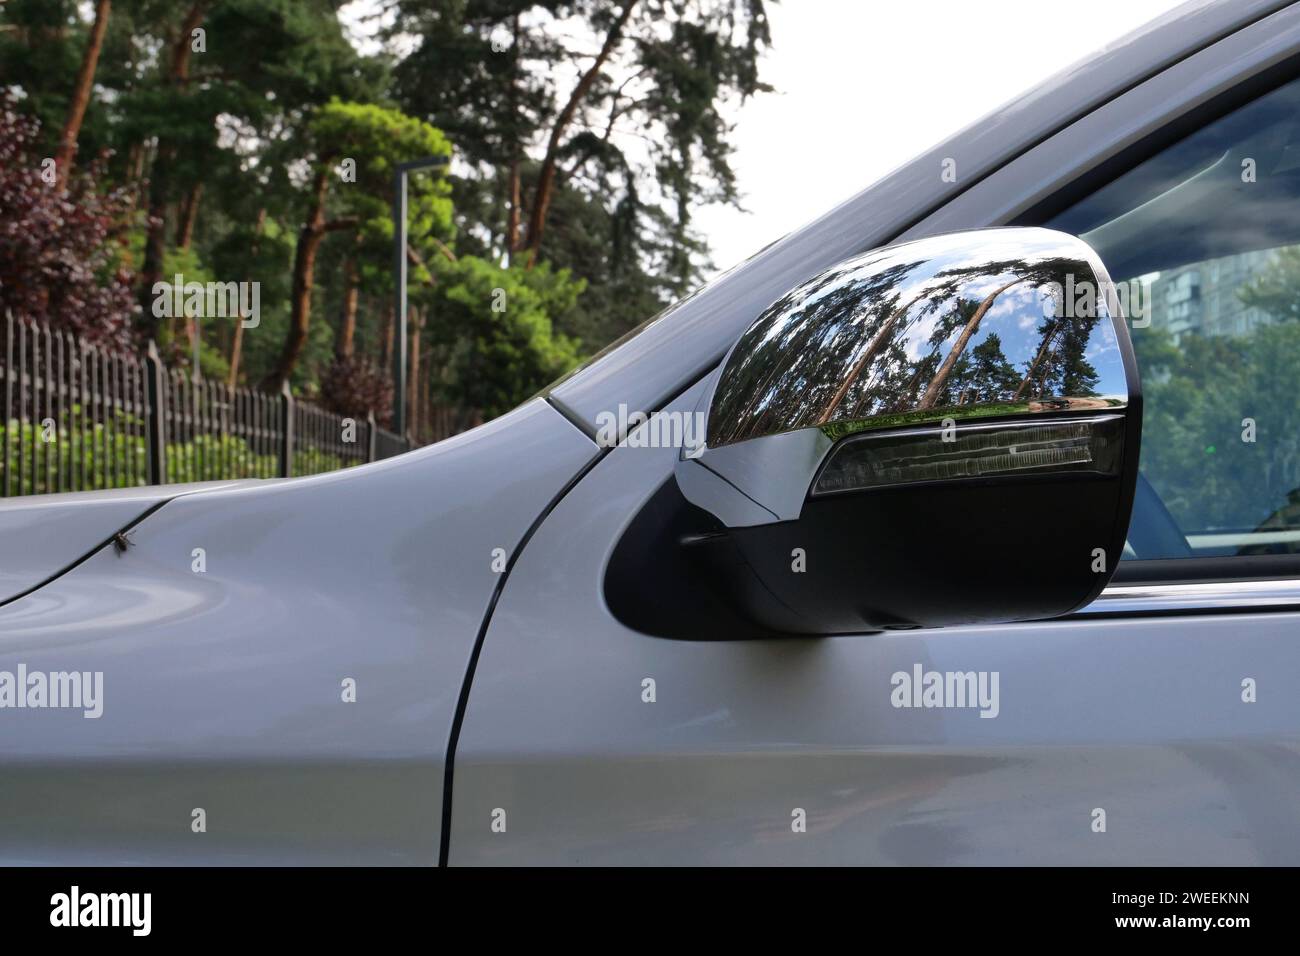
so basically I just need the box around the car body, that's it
[3,0,1300,865]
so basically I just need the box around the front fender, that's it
[0,398,596,865]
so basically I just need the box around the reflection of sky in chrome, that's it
[869,247,1128,401]
[712,228,1133,447]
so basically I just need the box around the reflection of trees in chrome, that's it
[710,252,1106,446]
[917,277,1023,409]
[1016,312,1102,401]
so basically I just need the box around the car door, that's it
[445,9,1300,865]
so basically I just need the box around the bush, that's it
[1,411,360,495]
[0,96,136,348]
[319,354,393,426]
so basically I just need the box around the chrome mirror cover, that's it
[677,227,1135,525]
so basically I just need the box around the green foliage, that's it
[0,0,777,465]
[1134,320,1300,533]
[167,433,274,482]
[206,216,295,385]
[1,412,358,495]
[430,256,585,417]
[532,180,678,347]
[0,0,86,152]
[1,414,149,495]
[1239,246,1300,323]
[392,0,774,332]
[310,99,455,263]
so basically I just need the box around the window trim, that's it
[1013,51,1300,229]
[1082,576,1300,617]
[901,6,1300,242]
[1115,554,1300,582]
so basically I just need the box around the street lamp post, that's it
[392,155,451,442]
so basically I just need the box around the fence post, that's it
[366,410,377,463]
[3,310,12,497]
[144,340,167,486]
[279,380,294,478]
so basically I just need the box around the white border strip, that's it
[1085,577,1300,614]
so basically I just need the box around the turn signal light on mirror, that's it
[812,415,1125,496]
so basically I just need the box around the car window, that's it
[1046,75,1300,561]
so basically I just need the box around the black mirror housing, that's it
[670,227,1142,634]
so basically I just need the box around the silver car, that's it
[3,0,1299,866]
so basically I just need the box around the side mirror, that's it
[674,227,1141,634]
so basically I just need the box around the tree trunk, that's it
[522,0,637,266]
[420,347,433,447]
[227,208,265,387]
[1013,321,1064,401]
[407,306,423,442]
[917,279,1022,410]
[503,13,523,264]
[381,296,395,370]
[817,301,915,424]
[262,169,329,391]
[336,249,360,360]
[175,181,202,249]
[121,141,145,217]
[136,1,209,340]
[55,0,112,188]
[169,2,207,80]
[137,153,171,339]
[505,159,522,262]
[228,319,244,388]
[177,182,203,363]
[132,140,151,215]
[129,141,145,183]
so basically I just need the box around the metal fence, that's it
[1,312,409,497]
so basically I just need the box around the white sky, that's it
[344,0,1190,275]
[692,0,1189,273]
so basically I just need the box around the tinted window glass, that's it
[1048,76,1300,559]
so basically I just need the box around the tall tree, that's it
[0,0,779,448]
[260,100,454,391]
[135,0,209,339]
[0,1,85,147]
[54,0,113,187]
[967,333,1020,403]
[522,0,639,265]
[917,279,1023,409]
[391,0,772,341]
